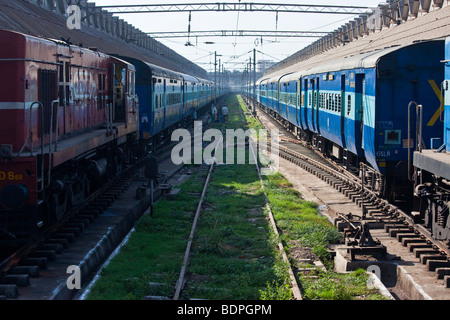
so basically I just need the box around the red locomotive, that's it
[0,30,139,246]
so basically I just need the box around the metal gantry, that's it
[95,2,375,15]
[146,30,329,38]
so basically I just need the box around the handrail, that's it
[407,101,423,182]
[47,100,59,187]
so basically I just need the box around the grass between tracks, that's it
[86,94,386,300]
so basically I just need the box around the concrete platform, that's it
[275,154,450,300]
[413,149,450,180]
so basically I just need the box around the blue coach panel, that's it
[279,73,293,121]
[268,75,281,113]
[114,56,154,139]
[375,40,444,173]
[115,56,185,138]
[302,40,444,174]
[279,72,302,128]
[302,74,321,134]
[180,73,199,119]
[258,78,270,108]
[412,37,450,182]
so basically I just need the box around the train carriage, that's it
[0,30,139,245]
[279,73,296,127]
[116,57,186,146]
[256,39,445,202]
[257,78,270,109]
[413,36,450,241]
[181,73,199,120]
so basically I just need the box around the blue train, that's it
[412,37,450,242]
[116,56,218,152]
[254,39,445,206]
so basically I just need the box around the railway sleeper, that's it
[414,247,440,258]
[77,214,96,222]
[396,233,419,242]
[0,284,18,299]
[384,223,409,233]
[0,274,30,287]
[400,237,424,247]
[350,193,362,203]
[45,238,69,249]
[37,243,64,254]
[420,254,447,265]
[427,260,450,272]
[435,267,450,279]
[389,228,413,237]
[70,218,91,228]
[52,232,76,243]
[81,209,101,218]
[20,257,47,269]
[29,250,57,261]
[444,276,450,288]
[408,242,433,252]
[9,266,40,278]
[60,227,81,237]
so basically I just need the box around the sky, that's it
[89,1,384,72]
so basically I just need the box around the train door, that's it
[57,58,71,135]
[162,79,167,129]
[355,74,365,151]
[340,75,346,148]
[310,79,315,131]
[296,79,301,128]
[154,78,163,132]
[38,68,58,148]
[315,78,320,134]
[303,78,309,130]
[113,64,126,122]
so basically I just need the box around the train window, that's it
[97,73,104,109]
[129,72,135,96]
[347,95,351,116]
[155,94,158,110]
[98,73,103,91]
[339,94,342,113]
[308,92,312,107]
[38,69,58,136]
[59,64,64,82]
[65,62,70,82]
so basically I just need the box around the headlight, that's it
[0,184,29,210]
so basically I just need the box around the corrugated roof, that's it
[0,0,208,79]
[264,4,450,80]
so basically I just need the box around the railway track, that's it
[244,96,450,290]
[0,167,135,299]
[0,113,210,300]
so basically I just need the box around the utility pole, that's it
[253,48,256,114]
[219,58,221,96]
[214,51,217,105]
[248,62,251,99]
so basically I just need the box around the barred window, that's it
[347,95,351,116]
